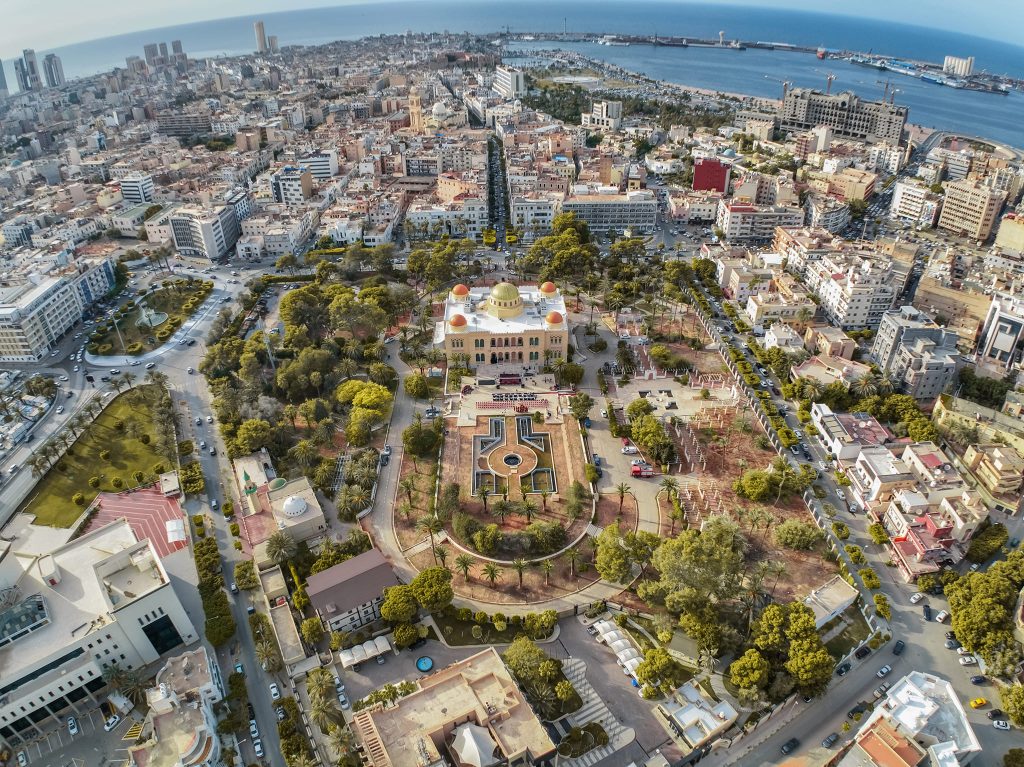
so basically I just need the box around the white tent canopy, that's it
[451,722,498,767]
[600,630,627,645]
[622,657,642,676]
[339,637,390,668]
[374,636,392,655]
[608,639,632,655]
[592,620,616,636]
[617,648,642,664]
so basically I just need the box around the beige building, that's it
[995,212,1024,252]
[350,647,556,767]
[937,178,1006,241]
[804,325,856,359]
[963,443,1024,496]
[437,282,569,370]
[659,681,738,751]
[911,277,990,348]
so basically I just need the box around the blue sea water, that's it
[2,1,1023,144]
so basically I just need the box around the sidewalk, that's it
[562,658,636,767]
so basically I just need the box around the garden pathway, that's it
[562,658,635,767]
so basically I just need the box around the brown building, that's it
[306,549,399,633]
[937,178,1006,241]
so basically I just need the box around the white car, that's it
[619,332,630,340]
[269,683,281,700]
[876,665,892,678]
[67,716,79,736]
[621,446,638,455]
[73,365,80,372]
[56,406,65,414]
[910,592,924,604]
[16,752,27,767]
[253,740,264,758]
[994,720,1011,730]
[959,655,978,666]
[145,362,156,369]
[103,714,121,732]
[58,375,69,382]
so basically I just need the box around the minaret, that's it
[409,87,423,134]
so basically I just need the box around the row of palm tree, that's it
[444,549,581,587]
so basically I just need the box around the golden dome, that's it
[545,310,564,325]
[540,281,557,294]
[449,314,467,328]
[451,283,470,297]
[489,282,520,303]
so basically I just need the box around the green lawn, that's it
[89,281,212,356]
[823,606,872,659]
[21,387,170,527]
[557,722,608,757]
[432,612,520,646]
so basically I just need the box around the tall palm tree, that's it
[659,476,679,502]
[511,558,529,588]
[433,546,450,570]
[491,500,512,524]
[482,563,502,586]
[417,516,444,564]
[767,561,787,598]
[851,374,878,399]
[398,502,414,522]
[519,500,537,524]
[877,373,898,396]
[287,752,318,767]
[288,439,319,470]
[327,726,356,759]
[539,491,549,513]
[539,559,554,586]
[306,668,334,702]
[761,512,779,544]
[399,476,417,506]
[308,696,342,733]
[615,482,632,515]
[564,548,581,579]
[265,530,297,565]
[454,554,474,580]
[123,372,137,390]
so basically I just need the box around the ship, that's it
[817,47,827,59]
[850,55,888,70]
[598,36,630,46]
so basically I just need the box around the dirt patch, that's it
[394,452,438,550]
[594,492,639,532]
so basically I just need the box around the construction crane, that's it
[826,72,836,94]
[875,79,899,103]
[764,74,792,100]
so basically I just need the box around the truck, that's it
[631,464,654,478]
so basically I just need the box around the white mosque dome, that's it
[282,495,308,517]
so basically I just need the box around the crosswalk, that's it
[561,659,634,767]
[122,721,144,741]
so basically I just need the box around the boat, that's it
[850,55,888,70]
[817,47,827,59]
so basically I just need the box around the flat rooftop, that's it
[441,286,567,337]
[0,520,153,677]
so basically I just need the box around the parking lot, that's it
[15,704,136,767]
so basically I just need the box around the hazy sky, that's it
[1,0,1020,58]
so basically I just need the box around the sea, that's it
[3,1,1023,146]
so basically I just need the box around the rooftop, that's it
[306,548,399,619]
[440,283,568,337]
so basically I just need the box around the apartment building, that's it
[561,189,657,234]
[780,88,908,144]
[118,172,155,204]
[0,521,197,753]
[743,275,816,328]
[155,111,213,137]
[169,206,239,260]
[581,100,623,131]
[902,442,966,500]
[715,200,804,243]
[937,178,1006,241]
[883,488,987,580]
[306,549,399,633]
[890,335,962,400]
[805,194,850,233]
[493,66,526,99]
[804,325,855,359]
[692,157,731,193]
[405,196,488,241]
[510,193,562,239]
[298,149,339,180]
[269,166,314,206]
[847,445,918,513]
[976,292,1024,369]
[806,252,906,330]
[890,180,943,227]
[811,404,892,462]
[963,443,1024,497]
[0,253,115,361]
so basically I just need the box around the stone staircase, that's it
[561,659,635,767]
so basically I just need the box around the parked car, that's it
[923,605,933,621]
[780,738,800,755]
[145,362,156,369]
[972,676,987,685]
[854,645,871,660]
[16,751,27,767]
[103,715,121,732]
[892,640,905,655]
[835,662,851,676]
[959,656,978,666]
[67,717,79,736]
[338,693,350,710]
[988,708,1005,719]
[821,733,840,748]
[970,697,988,709]
[253,740,264,757]
[621,445,638,455]
[275,706,286,721]
[234,661,243,674]
[269,683,281,700]
[994,720,1011,731]
[935,610,950,623]
[910,592,924,603]
[876,665,892,678]
[249,721,259,739]
[847,703,867,720]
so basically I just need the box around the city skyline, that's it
[1,0,1023,61]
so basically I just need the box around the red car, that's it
[621,437,631,446]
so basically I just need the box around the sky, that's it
[0,0,1021,59]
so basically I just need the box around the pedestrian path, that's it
[561,658,635,767]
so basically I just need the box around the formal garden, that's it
[87,279,213,356]
[21,381,177,527]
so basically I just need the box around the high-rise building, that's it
[21,49,42,90]
[581,100,623,131]
[158,42,168,61]
[254,20,267,53]
[268,35,279,53]
[143,43,159,66]
[42,54,65,88]
[170,206,239,260]
[13,59,29,92]
[0,61,8,98]
[937,178,1006,241]
[171,40,183,55]
[692,157,732,193]
[493,65,526,99]
[119,172,155,204]
[780,88,908,145]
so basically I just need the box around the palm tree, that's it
[433,545,450,570]
[28,454,49,478]
[338,485,371,518]
[511,558,529,588]
[123,372,137,390]
[455,554,474,580]
[254,639,280,673]
[482,563,502,586]
[760,512,778,544]
[799,377,823,402]
[308,696,342,733]
[476,485,489,512]
[615,482,632,515]
[398,502,414,522]
[265,530,297,565]
[539,490,549,513]
[417,516,444,564]
[877,373,898,396]
[519,500,537,524]
[288,753,317,767]
[102,663,145,704]
[767,560,787,598]
[564,548,581,579]
[288,439,319,470]
[539,559,554,586]
[659,476,679,502]
[491,500,512,524]
[327,726,356,758]
[306,668,334,702]
[399,476,417,506]
[851,374,878,399]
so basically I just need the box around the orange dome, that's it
[545,310,563,325]
[540,281,557,294]
[451,283,470,297]
[449,313,467,328]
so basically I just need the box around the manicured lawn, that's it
[21,387,170,527]
[823,606,872,659]
[557,722,608,757]
[89,281,212,356]
[432,612,521,646]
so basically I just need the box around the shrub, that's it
[452,512,482,543]
[72,492,86,506]
[474,611,489,625]
[229,522,240,537]
[774,519,821,550]
[88,476,100,488]
[967,523,1008,563]
[178,440,194,455]
[859,568,881,589]
[845,544,866,565]
[867,523,890,545]
[832,521,850,540]
[111,477,124,489]
[132,471,145,484]
[100,449,111,460]
[873,594,892,621]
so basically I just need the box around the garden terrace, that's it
[88,281,213,356]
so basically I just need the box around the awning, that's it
[601,630,626,645]
[451,722,497,767]
[622,657,642,676]
[617,648,642,664]
[592,620,616,635]
[374,636,391,655]
[608,639,632,655]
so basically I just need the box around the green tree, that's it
[729,648,770,690]
[301,617,325,646]
[410,567,454,612]
[404,372,430,399]
[265,530,297,565]
[635,647,680,695]
[380,584,419,624]
[595,523,631,583]
[568,392,595,422]
[774,519,822,550]
[454,554,474,580]
[1001,685,1024,727]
